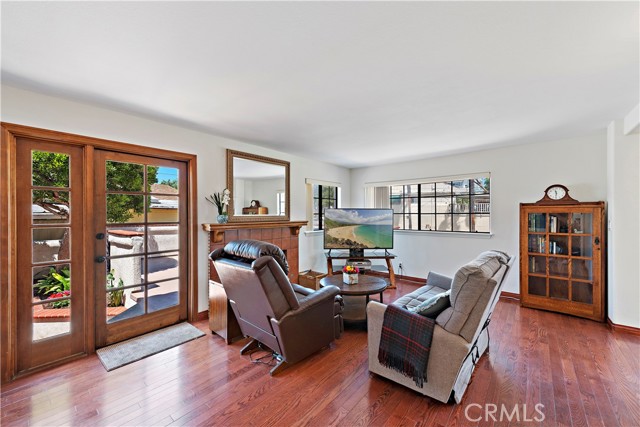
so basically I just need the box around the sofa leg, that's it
[240,338,261,355]
[269,356,288,376]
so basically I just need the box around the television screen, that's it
[324,208,394,250]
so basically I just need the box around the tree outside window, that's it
[32,151,157,224]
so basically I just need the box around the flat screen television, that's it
[324,208,394,257]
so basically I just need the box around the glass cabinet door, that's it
[569,212,593,304]
[526,210,594,304]
[527,213,547,296]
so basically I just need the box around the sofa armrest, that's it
[271,285,341,364]
[278,285,340,321]
[427,271,453,291]
[292,283,314,297]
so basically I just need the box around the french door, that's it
[3,124,197,382]
[94,150,188,346]
[15,139,86,373]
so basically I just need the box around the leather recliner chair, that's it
[210,239,344,375]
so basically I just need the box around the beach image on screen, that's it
[324,209,393,249]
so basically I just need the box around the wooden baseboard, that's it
[499,291,520,301]
[607,318,640,336]
[398,274,426,284]
[196,310,208,322]
[367,270,425,285]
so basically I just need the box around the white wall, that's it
[240,177,281,214]
[350,133,608,297]
[1,85,351,311]
[607,118,640,328]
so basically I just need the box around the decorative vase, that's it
[343,272,358,285]
[217,214,228,224]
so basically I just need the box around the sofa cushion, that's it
[436,250,510,342]
[393,284,445,310]
[408,290,451,318]
[392,271,453,310]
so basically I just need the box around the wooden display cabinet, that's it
[519,186,606,322]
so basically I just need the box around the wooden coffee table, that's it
[319,274,387,326]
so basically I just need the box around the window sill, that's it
[394,230,493,239]
[303,230,323,236]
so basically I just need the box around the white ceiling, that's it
[2,2,638,168]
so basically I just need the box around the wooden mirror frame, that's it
[226,149,290,223]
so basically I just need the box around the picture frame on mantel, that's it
[226,149,290,223]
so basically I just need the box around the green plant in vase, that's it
[206,188,231,224]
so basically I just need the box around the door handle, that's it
[594,237,600,245]
[96,233,105,240]
[95,256,106,263]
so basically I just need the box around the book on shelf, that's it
[529,235,546,253]
[549,215,557,233]
[529,214,545,232]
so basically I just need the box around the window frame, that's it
[276,191,285,216]
[388,177,491,234]
[312,184,339,231]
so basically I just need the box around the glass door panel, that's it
[572,282,594,304]
[528,276,546,296]
[147,196,179,222]
[16,140,85,374]
[106,161,144,191]
[529,255,546,274]
[528,213,546,232]
[528,235,546,253]
[571,236,592,257]
[549,279,569,300]
[32,190,70,224]
[147,279,180,314]
[32,263,71,341]
[32,227,70,263]
[549,257,569,277]
[95,152,187,346]
[548,235,568,255]
[572,259,592,281]
[548,213,569,233]
[106,194,145,224]
[571,213,592,234]
[148,224,180,252]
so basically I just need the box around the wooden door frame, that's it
[0,123,199,384]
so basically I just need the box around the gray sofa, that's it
[367,250,512,403]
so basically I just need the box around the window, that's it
[369,176,490,233]
[312,184,339,230]
[276,191,286,216]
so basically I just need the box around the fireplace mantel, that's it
[202,220,307,244]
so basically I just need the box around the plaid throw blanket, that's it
[378,304,435,387]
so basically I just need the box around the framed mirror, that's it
[227,150,290,222]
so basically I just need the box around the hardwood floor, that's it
[1,280,639,427]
